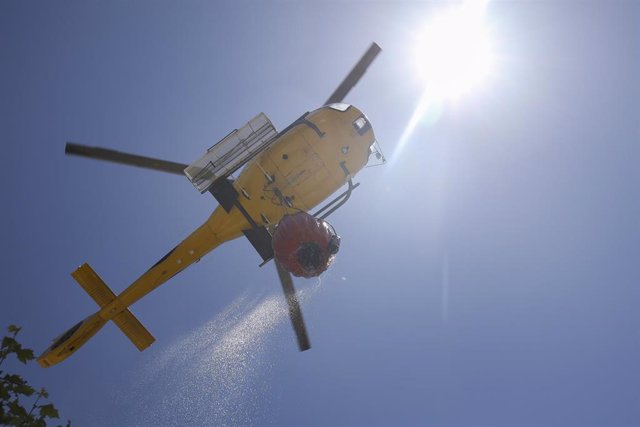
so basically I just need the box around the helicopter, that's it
[38,42,385,368]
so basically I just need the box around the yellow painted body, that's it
[38,104,376,367]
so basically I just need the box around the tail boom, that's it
[39,210,236,368]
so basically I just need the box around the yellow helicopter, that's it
[38,43,384,368]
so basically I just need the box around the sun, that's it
[412,1,494,99]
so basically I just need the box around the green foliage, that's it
[0,325,71,427]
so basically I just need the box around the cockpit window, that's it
[353,116,371,135]
[367,139,386,166]
[328,103,350,112]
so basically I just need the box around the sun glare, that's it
[390,1,495,164]
[413,1,494,99]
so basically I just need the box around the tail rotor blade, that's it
[276,261,311,351]
[65,142,188,175]
[324,42,382,106]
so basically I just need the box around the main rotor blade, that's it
[275,261,311,351]
[65,143,188,176]
[324,42,382,106]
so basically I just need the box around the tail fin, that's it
[72,263,155,351]
[38,312,106,368]
[71,262,117,306]
[112,310,155,351]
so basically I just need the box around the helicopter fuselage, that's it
[38,104,376,367]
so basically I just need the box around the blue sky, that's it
[1,1,639,426]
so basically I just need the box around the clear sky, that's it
[1,1,639,426]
